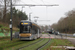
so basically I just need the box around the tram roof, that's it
[20,20,31,23]
[20,20,37,25]
[20,20,40,28]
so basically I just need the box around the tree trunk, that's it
[3,0,6,23]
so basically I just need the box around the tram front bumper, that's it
[19,36,33,40]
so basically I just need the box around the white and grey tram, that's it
[19,20,42,40]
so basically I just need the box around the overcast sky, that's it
[16,0,75,26]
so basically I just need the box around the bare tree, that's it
[51,9,75,33]
[0,0,20,22]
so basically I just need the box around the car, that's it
[58,32,60,35]
[73,33,75,37]
[48,30,54,34]
[54,31,60,35]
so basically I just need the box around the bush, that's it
[0,25,3,28]
[0,47,3,50]
[42,32,44,34]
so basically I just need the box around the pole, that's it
[4,0,6,22]
[29,13,32,21]
[10,0,12,41]
[22,6,24,12]
[34,16,39,23]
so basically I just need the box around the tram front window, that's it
[20,25,30,33]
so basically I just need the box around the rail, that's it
[36,34,51,50]
[18,38,44,50]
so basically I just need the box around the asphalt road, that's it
[41,34,75,39]
[41,34,75,46]
[60,33,75,37]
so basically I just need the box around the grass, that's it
[0,36,74,50]
[22,38,49,50]
[40,39,53,50]
[40,39,74,50]
[42,32,49,34]
[8,39,41,50]
[0,38,19,50]
[0,36,10,41]
[3,38,42,50]
[42,32,45,34]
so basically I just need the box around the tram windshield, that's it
[20,25,30,33]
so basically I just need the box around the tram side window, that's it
[32,25,38,34]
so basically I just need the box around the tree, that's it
[6,7,28,27]
[51,9,75,33]
[0,0,20,22]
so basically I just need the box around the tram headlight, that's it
[19,34,21,36]
[30,34,31,36]
[21,23,23,25]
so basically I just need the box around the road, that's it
[41,34,75,46]
[60,33,74,37]
[41,34,75,39]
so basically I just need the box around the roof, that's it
[20,20,38,26]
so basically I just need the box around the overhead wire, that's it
[30,0,50,23]
[29,6,33,12]
[40,0,48,20]
[21,0,33,21]
[20,0,26,4]
[30,0,41,4]
[40,0,49,21]
[29,0,42,22]
[46,6,48,20]
[40,0,45,4]
[41,0,51,4]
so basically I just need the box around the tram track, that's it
[18,38,44,50]
[36,34,51,50]
[18,34,51,50]
[0,34,51,50]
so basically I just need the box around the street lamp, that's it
[29,13,32,21]
[22,6,25,12]
[34,16,39,23]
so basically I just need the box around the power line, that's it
[30,0,40,4]
[41,0,51,4]
[46,6,48,19]
[29,6,33,12]
[32,20,50,21]
[40,0,45,4]
[20,0,26,4]
[0,4,59,7]
[38,20,50,21]
[13,4,59,6]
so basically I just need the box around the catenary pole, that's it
[10,0,12,41]
[29,13,31,21]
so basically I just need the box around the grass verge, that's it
[40,39,74,50]
[22,38,49,50]
[3,38,42,50]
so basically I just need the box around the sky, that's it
[15,0,75,26]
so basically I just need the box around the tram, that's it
[19,20,41,40]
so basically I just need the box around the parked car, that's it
[48,30,54,34]
[73,33,75,37]
[54,31,60,35]
[58,32,60,34]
